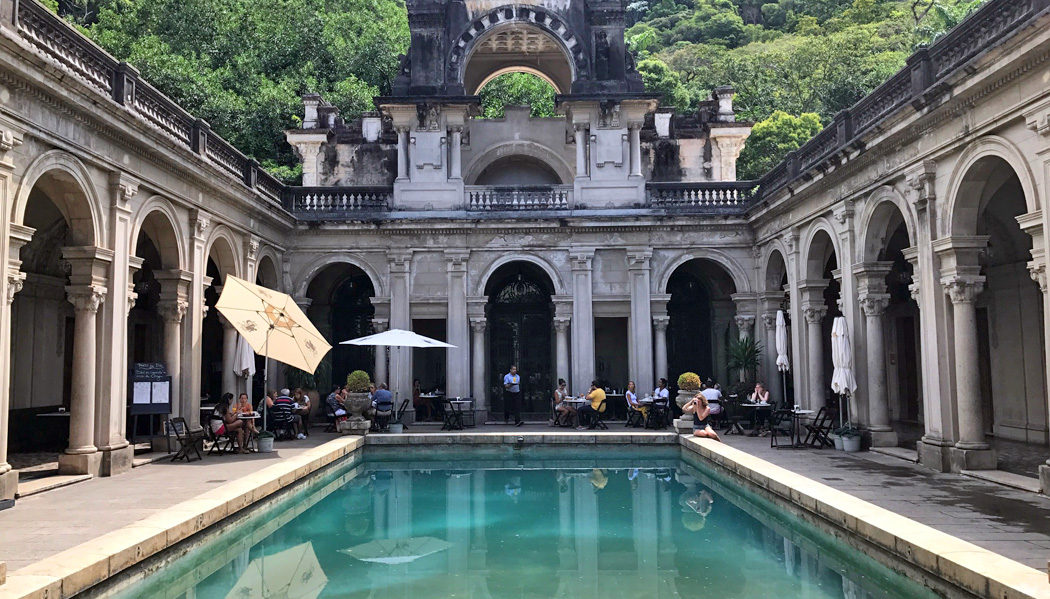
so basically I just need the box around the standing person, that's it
[503,365,522,427]
[683,393,721,441]
[551,378,575,427]
[576,381,606,430]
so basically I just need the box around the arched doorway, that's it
[948,154,1045,471]
[485,262,555,418]
[304,263,376,391]
[474,155,562,186]
[763,249,791,404]
[200,237,239,403]
[801,229,842,412]
[665,259,737,388]
[9,166,99,470]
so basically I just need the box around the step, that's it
[961,469,1041,493]
[16,474,92,498]
[132,453,171,468]
[869,446,918,463]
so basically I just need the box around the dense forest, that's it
[47,0,981,182]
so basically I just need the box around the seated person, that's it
[325,385,347,419]
[700,382,723,416]
[749,382,771,404]
[267,388,305,439]
[293,387,312,436]
[211,393,248,453]
[412,379,432,421]
[235,392,258,434]
[576,381,606,430]
[653,378,670,405]
[682,393,721,441]
[370,383,394,420]
[551,378,575,426]
[625,380,647,424]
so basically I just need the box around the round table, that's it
[237,412,261,451]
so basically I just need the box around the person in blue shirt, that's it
[372,383,394,414]
[503,365,522,427]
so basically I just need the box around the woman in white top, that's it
[625,380,648,421]
[551,378,575,427]
[750,382,770,404]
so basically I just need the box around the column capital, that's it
[652,315,670,332]
[190,209,211,240]
[445,249,470,272]
[470,317,487,333]
[905,160,937,211]
[801,304,827,324]
[570,248,595,270]
[760,312,777,330]
[157,299,189,324]
[66,285,107,314]
[942,275,985,304]
[1028,260,1047,294]
[734,314,755,330]
[553,316,571,332]
[244,236,260,261]
[5,269,25,305]
[625,248,652,269]
[389,250,412,272]
[108,171,139,209]
[859,294,891,317]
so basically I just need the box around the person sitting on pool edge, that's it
[682,392,721,441]
[576,380,606,430]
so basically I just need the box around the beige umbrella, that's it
[225,542,328,599]
[215,275,331,428]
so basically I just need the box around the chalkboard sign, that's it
[132,362,168,381]
[128,363,171,416]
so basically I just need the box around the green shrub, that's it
[346,370,371,393]
[677,372,701,390]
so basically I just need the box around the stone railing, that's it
[11,0,282,208]
[646,182,757,212]
[466,185,572,211]
[757,0,1049,198]
[285,187,393,219]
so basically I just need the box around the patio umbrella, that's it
[215,275,332,428]
[775,310,790,405]
[339,536,452,565]
[830,316,857,427]
[225,542,328,599]
[234,334,256,386]
[341,329,456,410]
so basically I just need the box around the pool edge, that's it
[0,436,364,599]
[678,436,1050,599]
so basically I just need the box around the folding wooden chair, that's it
[803,407,835,448]
[441,399,464,430]
[625,406,646,428]
[168,417,204,462]
[591,399,609,430]
[769,405,795,448]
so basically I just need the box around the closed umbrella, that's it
[342,329,456,411]
[830,316,857,427]
[234,334,256,389]
[775,310,790,405]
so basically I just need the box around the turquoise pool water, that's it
[94,446,938,599]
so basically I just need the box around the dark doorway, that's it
[412,319,447,392]
[486,262,554,417]
[330,273,376,386]
[667,270,712,386]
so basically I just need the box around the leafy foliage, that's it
[727,337,762,383]
[345,370,371,393]
[738,111,823,180]
[677,372,702,390]
[478,73,557,119]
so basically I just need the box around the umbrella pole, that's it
[263,326,271,432]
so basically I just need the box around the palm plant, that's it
[727,337,762,384]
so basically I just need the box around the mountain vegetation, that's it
[48,0,980,183]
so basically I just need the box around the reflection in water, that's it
[100,453,938,599]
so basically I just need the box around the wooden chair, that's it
[168,417,204,462]
[803,407,835,448]
[769,405,795,448]
[591,399,609,430]
[625,406,646,428]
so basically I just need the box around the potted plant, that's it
[835,425,862,452]
[676,372,701,410]
[341,370,372,435]
[257,430,276,453]
[727,337,762,384]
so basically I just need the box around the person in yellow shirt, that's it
[576,381,606,430]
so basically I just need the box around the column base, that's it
[100,445,135,477]
[949,446,997,472]
[918,438,952,472]
[672,418,693,435]
[58,451,102,476]
[0,469,18,503]
[869,430,899,448]
[1038,464,1050,495]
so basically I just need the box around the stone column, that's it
[220,313,238,398]
[1016,211,1050,492]
[628,124,642,178]
[570,249,595,393]
[449,126,463,180]
[761,313,779,395]
[944,275,994,464]
[372,318,389,385]
[186,211,211,430]
[653,316,669,385]
[856,262,895,446]
[470,318,487,416]
[396,127,409,181]
[802,304,828,411]
[554,316,571,386]
[446,251,470,398]
[59,285,107,475]
[157,299,188,417]
[574,125,588,178]
[626,249,653,394]
[389,251,413,419]
[0,221,31,501]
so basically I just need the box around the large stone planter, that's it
[340,392,372,435]
[676,389,698,410]
[673,389,698,434]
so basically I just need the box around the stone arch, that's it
[450,5,586,94]
[946,135,1041,236]
[856,186,917,263]
[464,140,574,185]
[204,225,242,282]
[14,150,105,246]
[657,250,752,296]
[761,245,789,292]
[129,196,186,270]
[255,247,282,290]
[294,253,385,298]
[800,218,841,280]
[475,252,565,296]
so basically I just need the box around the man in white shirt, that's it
[653,378,670,404]
[503,365,523,427]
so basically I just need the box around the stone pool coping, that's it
[0,436,364,599]
[1,431,1047,599]
[679,436,1050,599]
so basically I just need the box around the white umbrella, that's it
[225,542,328,599]
[234,334,256,378]
[830,316,857,426]
[775,310,790,407]
[339,537,451,565]
[341,329,456,414]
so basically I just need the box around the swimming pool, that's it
[88,446,942,599]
